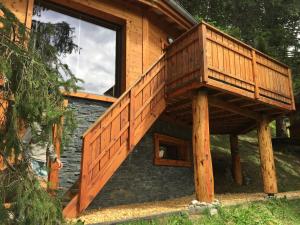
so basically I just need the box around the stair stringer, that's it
[63,54,167,218]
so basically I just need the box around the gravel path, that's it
[76,191,300,225]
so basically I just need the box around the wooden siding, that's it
[166,22,295,111]
[1,0,178,90]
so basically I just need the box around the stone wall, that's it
[59,97,112,190]
[88,120,195,209]
[59,97,195,208]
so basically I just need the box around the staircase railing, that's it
[77,54,167,213]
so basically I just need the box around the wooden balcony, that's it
[164,22,295,134]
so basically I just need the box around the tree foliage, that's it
[177,0,300,96]
[0,3,82,224]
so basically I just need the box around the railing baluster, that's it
[288,68,296,110]
[199,23,208,83]
[252,50,259,99]
[129,89,135,150]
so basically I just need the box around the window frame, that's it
[32,1,124,97]
[153,133,192,168]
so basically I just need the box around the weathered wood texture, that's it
[257,117,278,194]
[230,135,243,186]
[64,55,167,217]
[192,90,214,203]
[166,22,295,111]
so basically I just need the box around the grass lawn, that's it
[121,198,300,225]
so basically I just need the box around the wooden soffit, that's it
[135,0,195,31]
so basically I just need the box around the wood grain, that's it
[192,90,214,203]
[257,117,278,194]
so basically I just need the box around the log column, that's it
[257,117,278,194]
[192,90,214,202]
[230,135,243,185]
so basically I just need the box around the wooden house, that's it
[1,0,295,218]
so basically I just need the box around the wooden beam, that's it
[142,16,149,73]
[192,90,214,202]
[208,96,262,121]
[257,117,278,194]
[64,92,117,103]
[230,135,243,185]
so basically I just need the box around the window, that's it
[153,134,192,167]
[32,2,122,97]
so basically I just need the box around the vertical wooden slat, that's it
[129,89,135,149]
[142,16,149,73]
[252,50,259,99]
[79,135,90,213]
[199,23,208,83]
[288,68,296,110]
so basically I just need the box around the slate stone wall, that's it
[88,120,195,209]
[59,97,112,190]
[60,97,195,208]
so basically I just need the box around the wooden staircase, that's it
[62,55,167,218]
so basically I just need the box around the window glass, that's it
[32,5,117,96]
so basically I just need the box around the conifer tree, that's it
[0,3,83,224]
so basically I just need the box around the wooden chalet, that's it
[1,0,295,218]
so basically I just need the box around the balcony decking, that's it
[164,22,295,134]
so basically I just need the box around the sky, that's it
[32,7,117,96]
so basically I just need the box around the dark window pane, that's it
[32,6,116,96]
[159,143,181,160]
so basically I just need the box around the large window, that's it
[32,3,122,97]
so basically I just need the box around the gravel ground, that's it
[74,191,300,224]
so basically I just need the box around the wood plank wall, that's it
[1,0,178,90]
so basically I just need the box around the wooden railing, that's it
[166,22,295,111]
[71,55,167,214]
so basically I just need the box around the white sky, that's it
[32,8,116,95]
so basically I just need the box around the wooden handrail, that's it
[82,53,166,138]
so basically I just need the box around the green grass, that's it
[121,199,300,225]
[209,131,300,194]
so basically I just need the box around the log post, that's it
[257,117,278,194]
[192,90,214,202]
[230,135,243,185]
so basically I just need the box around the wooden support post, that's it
[192,90,214,202]
[230,135,243,185]
[257,117,278,194]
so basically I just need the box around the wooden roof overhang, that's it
[131,0,196,33]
